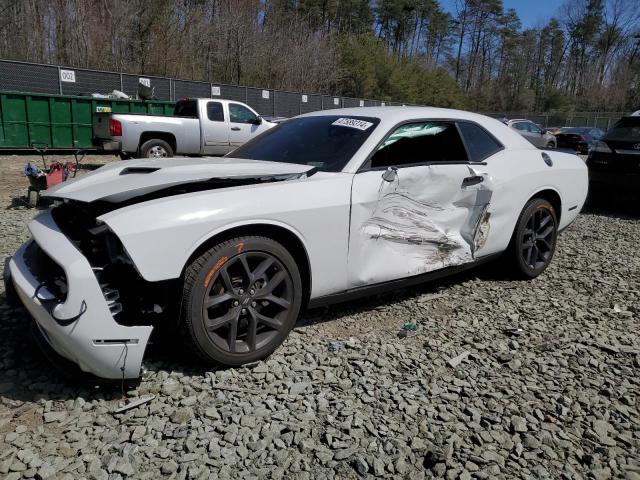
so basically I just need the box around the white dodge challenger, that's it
[6,107,588,379]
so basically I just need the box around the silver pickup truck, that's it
[93,98,276,158]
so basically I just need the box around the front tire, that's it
[180,236,302,366]
[546,141,556,149]
[506,198,558,279]
[139,139,174,158]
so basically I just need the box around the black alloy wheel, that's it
[521,207,555,270]
[202,251,293,354]
[507,198,558,279]
[181,236,302,366]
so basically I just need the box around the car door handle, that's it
[230,127,241,131]
[462,175,484,187]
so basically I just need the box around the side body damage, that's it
[349,164,495,286]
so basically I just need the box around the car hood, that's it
[44,157,315,203]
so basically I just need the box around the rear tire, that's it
[506,198,558,279]
[180,236,302,366]
[139,139,174,158]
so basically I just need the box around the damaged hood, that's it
[44,157,314,203]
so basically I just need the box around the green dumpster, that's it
[0,91,174,151]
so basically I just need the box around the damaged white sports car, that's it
[6,107,588,379]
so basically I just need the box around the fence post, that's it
[244,86,248,104]
[120,73,124,93]
[57,66,62,95]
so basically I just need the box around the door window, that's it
[229,104,258,124]
[529,123,543,134]
[458,122,503,161]
[369,121,468,169]
[512,122,528,131]
[207,102,224,122]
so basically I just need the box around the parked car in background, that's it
[6,107,588,379]
[93,98,276,158]
[263,116,289,124]
[555,127,604,154]
[506,119,557,148]
[587,116,640,190]
[546,126,563,136]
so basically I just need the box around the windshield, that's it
[605,117,640,141]
[230,115,380,172]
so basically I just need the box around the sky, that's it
[440,0,564,29]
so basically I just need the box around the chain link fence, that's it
[481,111,627,131]
[0,59,403,118]
[1,59,628,128]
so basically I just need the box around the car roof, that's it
[302,106,508,125]
[298,106,534,172]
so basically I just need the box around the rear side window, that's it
[174,100,198,117]
[207,102,224,122]
[458,122,502,161]
[370,121,468,169]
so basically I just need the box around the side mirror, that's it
[253,116,263,125]
[381,166,398,182]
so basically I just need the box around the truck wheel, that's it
[180,236,303,366]
[506,198,558,279]
[140,139,174,158]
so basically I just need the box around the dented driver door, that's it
[347,121,496,288]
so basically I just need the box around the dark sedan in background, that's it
[556,127,605,154]
[587,116,640,191]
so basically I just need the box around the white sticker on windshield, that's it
[332,117,374,131]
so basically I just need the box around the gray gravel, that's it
[1,202,639,479]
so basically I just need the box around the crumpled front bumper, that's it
[7,211,152,379]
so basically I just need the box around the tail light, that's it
[109,119,122,137]
[592,140,612,153]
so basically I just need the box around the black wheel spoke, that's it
[204,292,233,308]
[527,245,536,266]
[538,224,554,240]
[260,270,286,295]
[252,257,274,282]
[246,314,257,351]
[260,294,290,309]
[227,318,238,352]
[537,214,552,232]
[206,307,240,331]
[238,256,253,281]
[250,309,282,329]
[219,266,234,292]
[537,238,551,250]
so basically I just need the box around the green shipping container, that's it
[0,91,174,150]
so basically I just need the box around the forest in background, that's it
[0,0,639,112]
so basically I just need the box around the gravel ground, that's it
[0,154,638,480]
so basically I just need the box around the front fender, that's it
[98,173,353,298]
